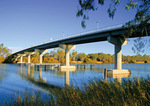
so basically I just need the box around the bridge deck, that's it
[13,24,150,55]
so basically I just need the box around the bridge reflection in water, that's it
[19,64,131,90]
[19,64,72,88]
[104,68,131,83]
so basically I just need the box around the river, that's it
[0,63,150,105]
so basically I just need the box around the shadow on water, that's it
[104,69,131,83]
[18,63,106,90]
[19,64,61,92]
[0,64,9,82]
[19,63,133,89]
[1,63,149,105]
[2,63,150,105]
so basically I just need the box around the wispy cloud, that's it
[8,47,23,54]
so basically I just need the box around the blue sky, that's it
[0,0,149,56]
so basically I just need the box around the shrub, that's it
[128,60,136,63]
[60,58,65,65]
[83,58,97,64]
[144,60,149,63]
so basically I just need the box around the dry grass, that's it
[5,77,150,106]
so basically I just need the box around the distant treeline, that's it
[4,48,150,64]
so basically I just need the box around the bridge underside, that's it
[13,24,150,75]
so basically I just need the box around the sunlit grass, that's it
[5,76,150,106]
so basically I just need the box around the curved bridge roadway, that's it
[12,24,150,74]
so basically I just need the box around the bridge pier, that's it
[60,44,76,71]
[35,49,47,64]
[107,36,131,75]
[14,55,20,61]
[25,52,35,63]
[17,54,26,63]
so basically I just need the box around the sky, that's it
[0,0,149,56]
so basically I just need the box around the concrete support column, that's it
[107,36,131,75]
[15,55,20,61]
[107,36,127,69]
[17,54,26,63]
[65,48,70,66]
[115,44,122,69]
[39,54,42,64]
[20,56,23,63]
[25,52,35,63]
[27,55,30,63]
[60,44,76,71]
[60,44,75,66]
[35,49,47,64]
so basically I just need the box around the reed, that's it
[5,76,150,106]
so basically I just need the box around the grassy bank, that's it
[5,77,150,105]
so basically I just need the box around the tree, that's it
[0,43,11,57]
[77,53,87,61]
[57,49,65,61]
[0,43,11,63]
[72,50,78,61]
[50,48,58,59]
[77,0,150,53]
[43,53,50,58]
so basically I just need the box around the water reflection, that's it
[18,64,61,92]
[60,69,76,86]
[19,64,111,87]
[104,69,131,83]
[19,64,134,88]
[19,65,47,85]
[108,74,131,83]
[19,64,77,86]
[0,72,7,82]
[27,65,30,76]
[1,63,149,106]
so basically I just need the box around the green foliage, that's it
[128,59,136,63]
[43,57,59,63]
[0,43,11,57]
[0,43,11,63]
[77,0,150,54]
[144,60,149,63]
[83,57,96,64]
[43,53,50,58]
[71,50,78,61]
[57,48,65,61]
[50,48,65,60]
[77,53,87,61]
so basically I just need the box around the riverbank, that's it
[5,77,150,105]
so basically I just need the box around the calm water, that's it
[0,63,150,104]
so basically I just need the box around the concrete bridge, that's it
[12,24,150,74]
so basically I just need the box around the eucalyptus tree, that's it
[43,53,50,58]
[0,43,11,57]
[77,0,150,53]
[77,53,87,61]
[57,48,65,61]
[72,50,78,61]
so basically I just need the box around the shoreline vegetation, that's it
[3,49,150,64]
[5,77,150,105]
[1,44,150,105]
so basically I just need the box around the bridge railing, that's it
[13,24,124,54]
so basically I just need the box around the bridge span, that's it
[13,24,150,74]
